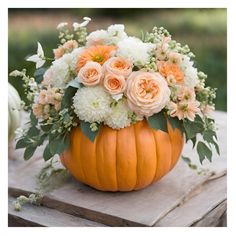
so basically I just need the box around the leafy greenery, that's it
[147,111,168,132]
[80,121,101,142]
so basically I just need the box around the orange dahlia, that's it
[158,61,184,84]
[76,45,116,72]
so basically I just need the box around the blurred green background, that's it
[8,8,227,111]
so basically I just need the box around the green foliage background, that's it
[8,8,227,111]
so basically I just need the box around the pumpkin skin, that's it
[61,119,184,192]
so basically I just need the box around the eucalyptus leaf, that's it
[30,111,38,126]
[80,121,100,142]
[197,141,212,164]
[49,134,70,156]
[24,146,37,160]
[27,126,40,137]
[43,143,53,161]
[16,138,30,149]
[147,112,167,132]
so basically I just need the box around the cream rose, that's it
[77,61,103,86]
[103,73,126,96]
[126,71,170,117]
[103,57,133,78]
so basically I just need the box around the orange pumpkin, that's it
[61,120,184,191]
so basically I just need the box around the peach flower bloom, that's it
[53,46,65,59]
[76,45,116,72]
[168,100,200,121]
[168,52,182,64]
[103,57,133,78]
[177,86,195,102]
[53,40,78,59]
[42,68,53,86]
[158,61,184,85]
[32,103,43,118]
[77,61,103,86]
[38,90,48,105]
[103,73,126,95]
[126,71,170,117]
[63,40,78,51]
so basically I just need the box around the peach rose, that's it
[103,73,126,95]
[77,61,103,86]
[103,57,133,78]
[157,61,184,85]
[126,71,170,117]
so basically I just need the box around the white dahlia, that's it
[86,30,109,46]
[181,56,199,88]
[116,37,155,66]
[70,47,84,71]
[73,86,112,123]
[107,24,128,44]
[49,54,73,88]
[104,99,132,129]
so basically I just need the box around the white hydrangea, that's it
[86,24,128,46]
[107,24,127,44]
[104,99,132,129]
[86,30,109,46]
[70,47,84,71]
[49,54,74,88]
[73,86,112,123]
[181,56,199,88]
[116,37,155,66]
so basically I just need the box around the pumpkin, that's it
[61,119,184,191]
[8,83,21,142]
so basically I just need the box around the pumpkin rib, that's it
[151,130,159,183]
[95,133,104,190]
[78,130,87,184]
[116,125,137,191]
[133,124,139,190]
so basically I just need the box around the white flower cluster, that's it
[25,18,214,131]
[117,37,156,66]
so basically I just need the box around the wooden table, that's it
[8,111,227,227]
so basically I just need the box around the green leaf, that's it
[43,144,53,161]
[147,112,167,132]
[34,67,48,83]
[182,156,191,164]
[167,116,183,132]
[27,126,40,137]
[40,123,53,132]
[49,134,70,156]
[30,111,38,126]
[197,141,212,164]
[203,129,220,155]
[24,146,37,160]
[183,117,204,140]
[80,121,100,142]
[66,79,82,89]
[191,137,197,149]
[16,138,30,149]
[61,86,78,109]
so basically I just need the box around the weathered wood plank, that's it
[154,176,227,226]
[8,111,227,227]
[8,197,106,227]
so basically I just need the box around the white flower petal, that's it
[36,59,46,69]
[27,54,39,63]
[37,42,44,58]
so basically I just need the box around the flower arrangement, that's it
[11,17,219,168]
